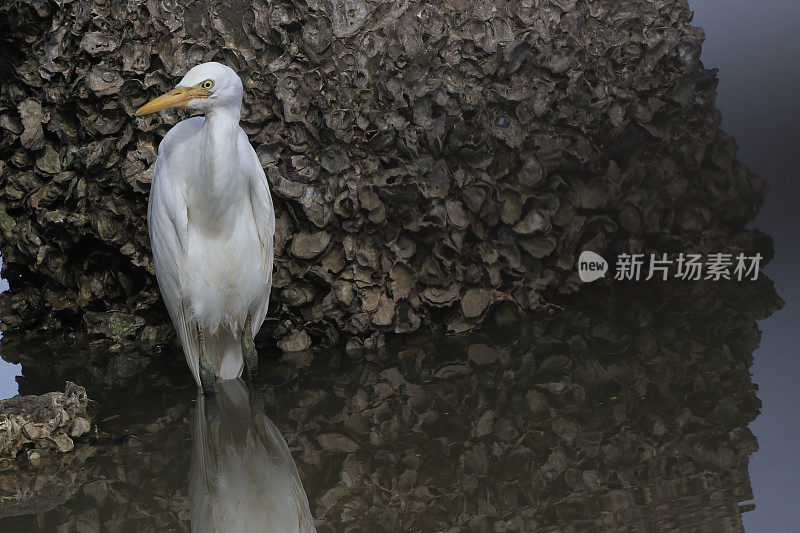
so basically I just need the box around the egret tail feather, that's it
[205,327,245,380]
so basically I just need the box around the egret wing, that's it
[148,144,201,386]
[240,133,276,335]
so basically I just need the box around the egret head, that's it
[135,62,243,117]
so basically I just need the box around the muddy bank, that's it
[0,1,769,352]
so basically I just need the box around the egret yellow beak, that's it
[135,87,203,116]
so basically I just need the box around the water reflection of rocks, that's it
[0,280,782,531]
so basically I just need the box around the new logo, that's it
[578,251,608,283]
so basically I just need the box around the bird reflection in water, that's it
[190,379,316,532]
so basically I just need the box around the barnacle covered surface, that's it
[0,0,770,349]
[0,382,91,472]
[0,279,782,529]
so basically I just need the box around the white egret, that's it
[136,62,275,393]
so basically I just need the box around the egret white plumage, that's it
[136,62,275,393]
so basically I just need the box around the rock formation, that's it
[0,0,770,351]
[0,382,91,466]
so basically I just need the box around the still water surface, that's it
[0,281,779,531]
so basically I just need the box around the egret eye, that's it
[200,79,214,91]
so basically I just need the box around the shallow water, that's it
[0,280,781,531]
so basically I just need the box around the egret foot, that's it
[242,315,258,381]
[198,327,215,395]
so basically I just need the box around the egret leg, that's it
[198,326,215,395]
[202,394,221,493]
[241,315,258,381]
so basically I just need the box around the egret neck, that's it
[195,104,244,234]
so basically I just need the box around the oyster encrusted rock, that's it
[0,0,770,352]
[0,382,91,464]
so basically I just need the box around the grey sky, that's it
[690,1,800,531]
